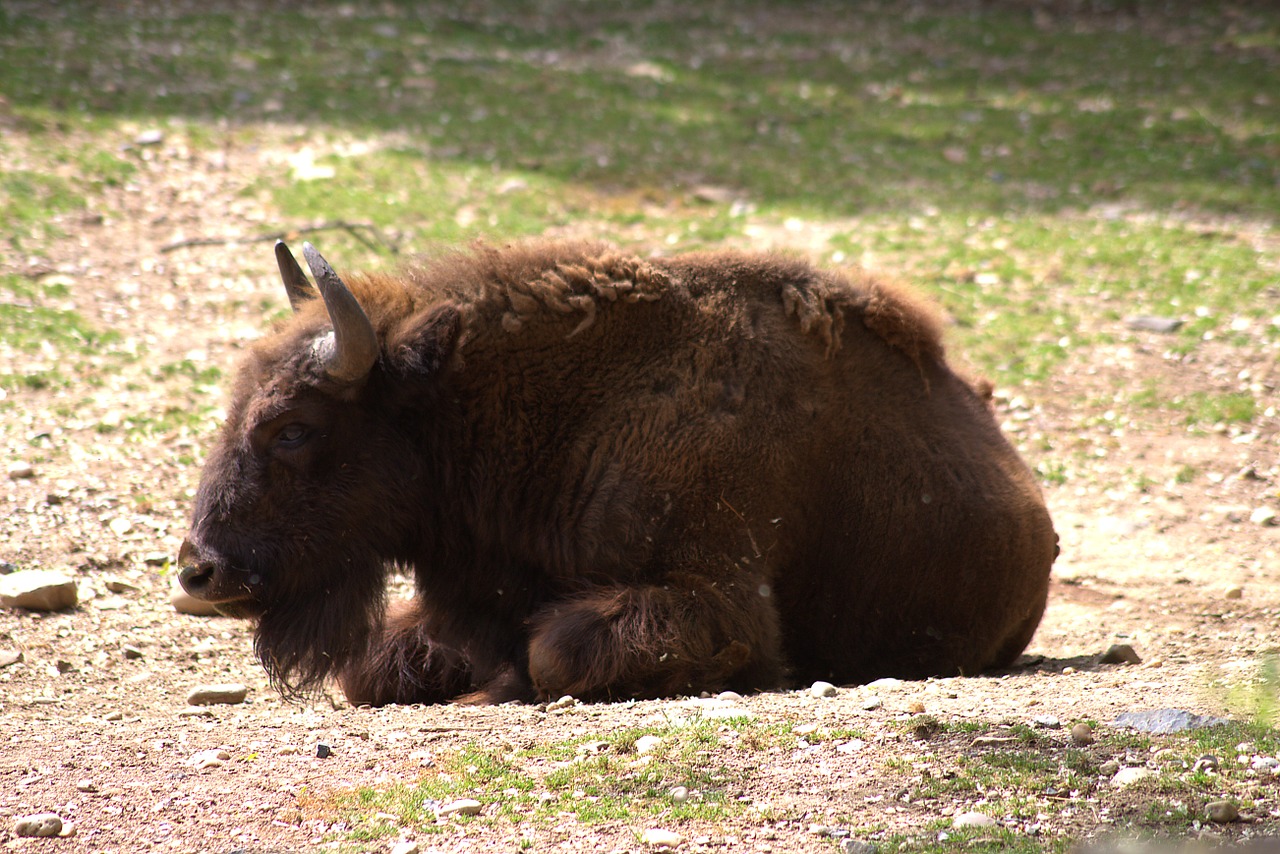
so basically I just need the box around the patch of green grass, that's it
[328,717,767,843]
[1179,391,1257,427]
[0,274,121,391]
[874,825,1066,854]
[0,170,84,243]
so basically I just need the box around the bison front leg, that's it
[526,575,784,701]
[338,599,475,706]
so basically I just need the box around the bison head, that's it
[177,242,456,698]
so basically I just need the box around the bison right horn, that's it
[301,242,380,383]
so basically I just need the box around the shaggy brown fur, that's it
[177,240,1057,704]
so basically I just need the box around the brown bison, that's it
[177,239,1056,706]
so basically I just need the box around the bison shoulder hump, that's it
[784,268,946,367]
[497,252,668,338]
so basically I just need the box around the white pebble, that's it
[860,697,882,711]
[670,786,689,803]
[810,681,838,698]
[436,799,482,818]
[953,812,996,828]
[0,570,78,611]
[7,461,34,480]
[636,735,662,755]
[390,842,420,854]
[641,828,683,848]
[1112,767,1155,787]
[865,677,902,689]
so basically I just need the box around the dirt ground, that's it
[1,126,1279,853]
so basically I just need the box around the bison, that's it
[177,239,1056,706]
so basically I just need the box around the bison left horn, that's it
[292,242,379,383]
[276,240,320,311]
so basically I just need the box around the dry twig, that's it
[160,221,399,255]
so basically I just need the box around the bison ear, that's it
[275,241,318,312]
[390,305,461,377]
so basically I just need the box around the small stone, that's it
[103,710,123,721]
[189,748,230,769]
[1099,759,1120,776]
[0,570,78,611]
[953,812,996,829]
[135,128,165,146]
[810,680,838,698]
[1071,723,1095,745]
[1125,315,1184,333]
[1193,754,1220,773]
[0,649,22,667]
[635,735,662,755]
[105,578,141,593]
[186,683,247,705]
[865,677,902,689]
[177,707,216,718]
[546,695,578,713]
[436,798,482,818]
[1113,709,1226,734]
[7,461,35,479]
[171,584,221,616]
[641,828,683,848]
[842,842,879,854]
[1251,756,1279,772]
[57,822,76,838]
[14,813,63,837]
[908,701,926,714]
[76,779,97,793]
[1112,767,1155,787]
[1250,507,1277,527]
[1033,715,1061,729]
[108,517,133,536]
[1225,586,1244,600]
[716,690,743,702]
[670,786,689,803]
[1205,800,1239,823]
[316,743,332,758]
[860,696,882,711]
[390,842,421,854]
[1100,643,1141,665]
[122,645,144,660]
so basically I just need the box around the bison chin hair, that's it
[250,554,389,701]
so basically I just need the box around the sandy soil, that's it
[1,124,1278,854]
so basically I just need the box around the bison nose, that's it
[177,539,216,598]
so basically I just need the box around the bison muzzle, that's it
[178,239,1057,705]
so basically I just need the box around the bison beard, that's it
[177,239,1058,705]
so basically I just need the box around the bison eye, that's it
[275,423,310,449]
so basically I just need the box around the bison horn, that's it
[302,242,379,383]
[275,240,318,312]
